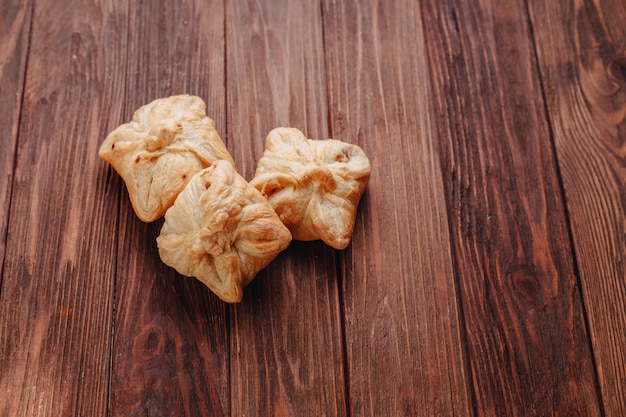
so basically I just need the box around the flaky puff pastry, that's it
[250,127,370,250]
[157,160,292,303]
[98,95,234,222]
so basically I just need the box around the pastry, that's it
[250,127,370,250]
[98,94,234,222]
[157,160,292,303]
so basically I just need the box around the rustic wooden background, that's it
[1,0,625,415]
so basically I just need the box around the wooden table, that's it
[1,0,624,415]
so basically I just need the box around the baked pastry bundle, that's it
[98,95,234,222]
[157,160,291,303]
[251,127,371,250]
[100,95,370,302]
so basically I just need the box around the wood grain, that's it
[108,0,230,415]
[421,0,602,414]
[0,0,125,414]
[226,0,347,415]
[528,0,626,413]
[1,0,624,414]
[323,0,472,414]
[0,0,31,283]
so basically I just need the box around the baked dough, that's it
[250,127,370,249]
[98,94,234,222]
[157,160,292,303]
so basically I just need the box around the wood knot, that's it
[134,325,171,360]
[608,57,626,83]
[509,265,543,307]
[145,331,159,352]
[142,329,162,357]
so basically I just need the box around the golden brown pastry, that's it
[250,127,370,250]
[157,160,292,303]
[98,94,234,222]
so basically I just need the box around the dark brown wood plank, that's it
[421,0,602,414]
[323,0,472,415]
[0,0,126,414]
[108,1,230,416]
[528,0,626,414]
[0,0,31,280]
[226,0,346,415]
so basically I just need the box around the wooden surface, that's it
[0,0,624,415]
